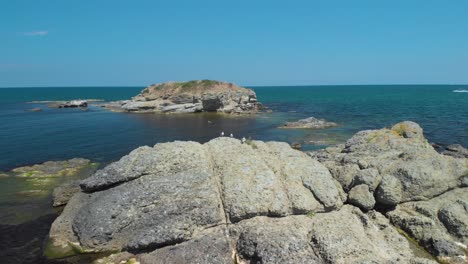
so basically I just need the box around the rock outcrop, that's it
[280,117,338,129]
[310,121,467,206]
[309,121,468,263]
[103,80,262,114]
[388,188,468,264]
[46,128,466,263]
[47,100,88,108]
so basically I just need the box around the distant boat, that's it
[452,89,468,93]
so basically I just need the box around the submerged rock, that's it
[443,144,468,159]
[11,158,94,178]
[280,117,338,129]
[28,107,43,112]
[47,100,89,108]
[52,180,81,207]
[103,80,263,114]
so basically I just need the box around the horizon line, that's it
[0,83,467,89]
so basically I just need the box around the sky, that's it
[1,0,468,87]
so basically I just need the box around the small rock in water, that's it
[28,108,42,112]
[280,117,338,129]
[291,142,302,149]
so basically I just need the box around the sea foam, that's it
[453,89,468,93]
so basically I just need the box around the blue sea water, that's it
[1,85,467,171]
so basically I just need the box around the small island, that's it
[103,80,263,114]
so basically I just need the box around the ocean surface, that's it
[0,84,467,223]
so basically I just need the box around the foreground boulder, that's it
[388,188,468,264]
[103,80,262,114]
[309,121,468,262]
[310,121,467,207]
[45,134,447,263]
[280,116,338,129]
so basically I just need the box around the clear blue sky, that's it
[1,0,467,87]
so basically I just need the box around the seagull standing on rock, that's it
[220,131,224,137]
[230,133,234,138]
[241,137,246,143]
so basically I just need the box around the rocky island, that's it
[102,80,263,114]
[42,121,467,264]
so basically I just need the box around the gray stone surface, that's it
[138,227,233,264]
[232,215,319,264]
[46,121,467,263]
[309,205,434,264]
[310,121,468,205]
[442,144,468,159]
[48,137,342,258]
[280,116,338,129]
[52,180,81,207]
[347,184,376,211]
[387,187,468,263]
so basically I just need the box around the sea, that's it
[0,85,467,224]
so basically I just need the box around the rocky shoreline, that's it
[1,121,467,263]
[29,121,466,264]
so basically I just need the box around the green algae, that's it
[395,227,438,262]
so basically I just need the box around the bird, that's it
[220,131,224,137]
[230,133,234,138]
[241,137,246,143]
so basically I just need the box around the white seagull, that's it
[220,131,224,137]
[241,137,246,143]
[230,133,234,138]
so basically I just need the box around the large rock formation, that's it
[42,121,468,263]
[46,127,468,263]
[309,121,468,263]
[104,80,262,114]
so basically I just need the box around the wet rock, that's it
[290,142,301,150]
[442,144,468,159]
[11,158,94,178]
[387,188,468,263]
[280,116,338,129]
[52,181,80,207]
[28,107,42,112]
